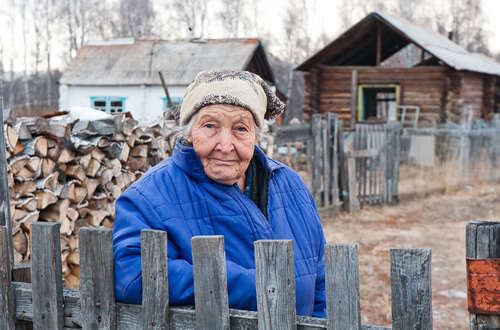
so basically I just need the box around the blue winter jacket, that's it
[113,141,327,318]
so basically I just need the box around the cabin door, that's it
[357,84,400,122]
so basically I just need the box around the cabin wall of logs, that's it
[304,65,498,128]
[3,114,176,289]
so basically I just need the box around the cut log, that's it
[105,142,130,162]
[65,274,79,290]
[8,155,30,174]
[59,216,74,236]
[99,169,114,185]
[18,197,38,212]
[127,156,148,172]
[5,124,19,152]
[136,133,153,144]
[26,156,41,172]
[88,209,108,227]
[22,136,48,157]
[47,144,60,161]
[61,249,70,276]
[13,120,32,140]
[68,235,78,251]
[67,250,79,266]
[64,164,86,182]
[127,134,136,148]
[102,218,114,229]
[40,199,70,222]
[12,230,27,256]
[13,142,24,155]
[105,181,122,199]
[13,208,28,222]
[86,158,101,177]
[79,153,92,170]
[36,189,58,209]
[130,144,148,158]
[19,211,40,232]
[91,148,105,161]
[14,180,36,196]
[16,167,35,181]
[41,157,56,177]
[35,172,59,191]
[83,178,99,199]
[58,147,74,163]
[67,208,79,222]
[121,117,137,136]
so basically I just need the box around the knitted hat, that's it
[178,70,286,127]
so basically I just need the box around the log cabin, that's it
[296,12,500,128]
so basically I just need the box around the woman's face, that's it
[188,104,257,186]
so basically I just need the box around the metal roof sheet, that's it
[297,12,500,76]
[60,39,264,86]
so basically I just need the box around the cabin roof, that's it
[296,11,500,76]
[60,38,276,86]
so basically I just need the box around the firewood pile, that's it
[4,114,176,289]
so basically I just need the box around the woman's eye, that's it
[204,123,214,129]
[236,126,248,132]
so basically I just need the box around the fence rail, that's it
[0,223,433,329]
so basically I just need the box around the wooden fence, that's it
[274,115,401,212]
[0,223,433,329]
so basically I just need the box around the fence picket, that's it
[325,244,361,330]
[330,114,340,208]
[323,118,331,207]
[0,226,14,329]
[141,229,169,330]
[31,222,64,329]
[192,235,230,330]
[255,240,296,330]
[80,227,116,330]
[390,248,432,330]
[466,221,500,329]
[312,114,323,205]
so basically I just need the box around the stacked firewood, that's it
[4,114,176,288]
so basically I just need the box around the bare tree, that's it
[120,0,155,38]
[20,0,31,106]
[219,0,247,37]
[169,0,209,38]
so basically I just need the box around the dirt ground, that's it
[320,180,500,329]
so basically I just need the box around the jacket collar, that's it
[172,140,284,181]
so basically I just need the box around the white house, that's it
[59,38,280,123]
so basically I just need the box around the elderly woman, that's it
[113,71,326,318]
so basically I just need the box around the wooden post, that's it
[338,123,348,208]
[0,97,14,273]
[345,153,360,213]
[350,70,358,129]
[466,221,500,329]
[328,113,340,208]
[141,229,169,330]
[192,236,230,330]
[255,240,296,330]
[31,222,64,330]
[376,23,382,66]
[325,244,361,330]
[79,227,116,330]
[312,114,323,206]
[0,226,14,329]
[390,248,433,330]
[323,118,331,207]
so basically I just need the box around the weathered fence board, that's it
[31,222,64,329]
[325,244,361,330]
[141,230,169,330]
[192,235,230,330]
[0,226,15,329]
[390,248,432,330]
[255,240,296,330]
[466,221,500,329]
[312,114,323,205]
[79,227,116,329]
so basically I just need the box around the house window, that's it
[162,97,183,111]
[90,96,127,113]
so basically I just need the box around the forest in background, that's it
[0,0,495,114]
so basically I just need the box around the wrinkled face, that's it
[188,104,257,186]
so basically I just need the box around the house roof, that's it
[296,11,500,76]
[60,38,277,86]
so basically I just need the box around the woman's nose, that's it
[215,129,234,153]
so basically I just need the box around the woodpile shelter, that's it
[297,12,500,128]
[59,38,279,123]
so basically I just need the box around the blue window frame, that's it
[90,96,127,113]
[162,97,182,111]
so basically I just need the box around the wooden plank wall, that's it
[304,66,497,126]
[304,66,448,126]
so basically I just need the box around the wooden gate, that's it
[353,123,401,205]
